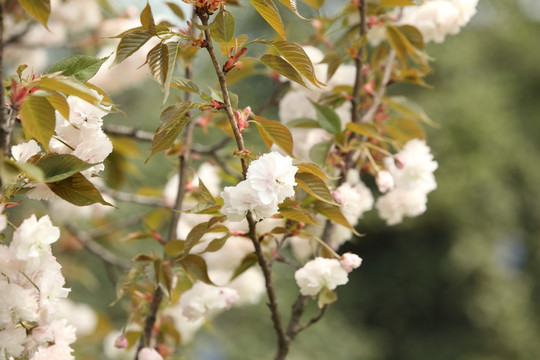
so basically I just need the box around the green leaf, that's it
[114,30,153,64]
[386,25,408,67]
[295,162,328,179]
[249,0,286,40]
[346,122,383,141]
[165,2,185,20]
[147,102,193,161]
[278,205,318,224]
[380,0,416,6]
[158,262,175,297]
[2,158,45,182]
[317,289,337,308]
[295,172,337,205]
[45,92,69,120]
[399,25,424,50]
[28,153,96,182]
[179,255,214,284]
[300,0,324,9]
[19,95,56,149]
[384,96,435,125]
[39,76,101,105]
[18,0,51,29]
[272,41,324,87]
[47,173,114,206]
[170,77,201,94]
[314,201,356,233]
[184,221,214,255]
[164,240,186,257]
[321,51,343,82]
[48,55,110,83]
[310,101,342,134]
[277,0,308,19]
[309,140,331,166]
[252,115,294,157]
[210,9,235,44]
[147,41,179,104]
[231,253,258,280]
[197,234,230,254]
[385,118,425,145]
[140,2,157,35]
[286,118,320,129]
[260,54,307,88]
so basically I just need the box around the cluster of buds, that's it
[234,106,251,133]
[9,78,38,110]
[185,0,223,15]
[223,46,247,73]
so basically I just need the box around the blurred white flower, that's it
[340,252,363,273]
[179,282,239,321]
[138,347,163,360]
[376,170,395,193]
[11,140,41,163]
[295,257,349,296]
[10,215,59,260]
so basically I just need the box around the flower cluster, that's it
[278,46,355,160]
[0,215,76,360]
[220,152,298,221]
[295,254,362,296]
[399,0,479,43]
[12,90,112,201]
[178,282,239,321]
[376,139,438,225]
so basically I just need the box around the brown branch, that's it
[66,224,132,270]
[198,10,288,359]
[350,0,368,125]
[295,304,329,334]
[101,188,166,208]
[103,125,154,142]
[199,11,248,177]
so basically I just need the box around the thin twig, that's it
[66,224,132,270]
[295,304,329,334]
[101,188,166,208]
[103,125,154,142]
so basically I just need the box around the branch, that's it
[103,125,154,142]
[360,49,396,124]
[198,11,288,359]
[66,224,132,270]
[350,0,368,125]
[294,304,329,335]
[100,188,166,208]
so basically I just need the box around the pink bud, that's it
[332,189,345,205]
[114,335,128,349]
[220,288,239,308]
[395,155,405,169]
[340,252,362,273]
[376,170,394,193]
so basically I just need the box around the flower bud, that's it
[114,334,128,349]
[138,347,163,360]
[340,252,363,273]
[376,170,394,193]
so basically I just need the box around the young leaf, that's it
[170,77,201,94]
[314,201,357,233]
[310,101,342,134]
[147,102,193,161]
[278,205,318,224]
[158,262,175,297]
[114,30,153,64]
[272,41,324,87]
[29,153,96,182]
[380,0,416,6]
[197,234,230,254]
[164,240,186,257]
[19,95,56,149]
[210,10,235,44]
[260,54,307,88]
[309,140,332,166]
[147,41,179,103]
[2,158,45,182]
[295,172,338,205]
[48,55,110,83]
[165,2,185,20]
[252,115,294,157]
[249,0,286,40]
[39,76,101,105]
[231,253,258,280]
[277,0,308,20]
[346,123,383,141]
[140,2,157,35]
[385,118,425,145]
[46,92,70,120]
[18,0,51,29]
[295,162,328,179]
[179,255,214,284]
[47,173,114,206]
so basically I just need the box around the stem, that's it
[198,11,288,359]
[350,0,367,125]
[0,2,14,159]
[199,12,248,176]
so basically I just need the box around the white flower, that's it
[246,152,297,205]
[0,205,6,233]
[295,257,349,296]
[333,170,374,225]
[138,348,163,360]
[0,325,26,359]
[11,140,41,163]
[10,215,60,261]
[0,282,39,324]
[376,170,395,193]
[179,282,239,321]
[376,188,428,225]
[56,300,98,337]
[399,0,478,43]
[340,253,363,273]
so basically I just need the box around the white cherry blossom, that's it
[295,257,349,296]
